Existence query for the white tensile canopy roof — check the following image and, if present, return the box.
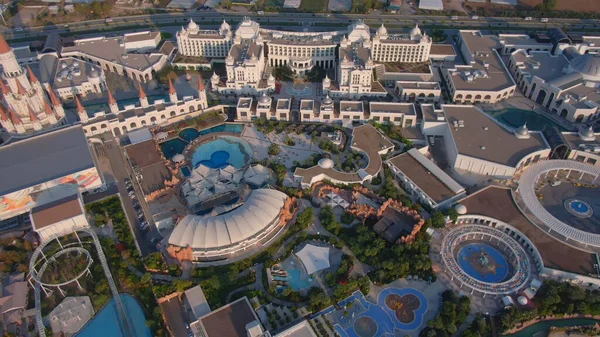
[295,244,331,275]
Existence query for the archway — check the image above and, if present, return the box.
[130,122,137,129]
[529,83,536,99]
[545,92,555,109]
[408,93,416,102]
[575,115,584,123]
[170,111,176,117]
[113,127,121,136]
[150,117,157,124]
[484,95,491,101]
[535,90,547,105]
[560,109,568,118]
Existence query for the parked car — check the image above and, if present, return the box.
[471,15,479,20]
[128,190,136,197]
[451,16,458,20]
[541,18,549,22]
[524,17,532,21]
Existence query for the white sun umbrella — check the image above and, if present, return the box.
[244,165,256,178]
[197,188,214,201]
[222,165,236,174]
[252,164,268,174]
[295,244,331,275]
[326,191,337,200]
[232,171,244,184]
[195,164,212,178]
[219,166,234,182]
[245,174,267,187]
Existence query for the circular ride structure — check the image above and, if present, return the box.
[518,160,600,247]
[31,247,93,291]
[441,225,531,295]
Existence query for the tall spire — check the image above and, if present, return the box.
[47,88,60,106]
[9,108,22,125]
[138,82,147,99]
[16,79,27,95]
[28,105,38,122]
[107,87,117,105]
[75,95,85,113]
[168,78,176,94]
[43,100,54,116]
[197,74,205,91]
[27,65,39,83]
[0,80,10,95]
[0,104,8,121]
[0,34,10,54]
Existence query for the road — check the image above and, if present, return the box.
[103,137,162,256]
[4,9,600,41]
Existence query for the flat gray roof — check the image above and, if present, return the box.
[54,57,102,89]
[388,149,464,203]
[340,44,369,67]
[443,105,548,167]
[339,101,363,112]
[369,102,415,115]
[198,297,259,337]
[230,42,262,63]
[449,31,515,91]
[0,125,96,196]
[516,51,569,82]
[61,35,164,71]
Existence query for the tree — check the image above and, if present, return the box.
[536,0,557,11]
[296,208,314,229]
[221,0,232,8]
[429,212,446,229]
[268,143,281,156]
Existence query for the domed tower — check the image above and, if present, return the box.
[138,83,149,108]
[168,78,178,103]
[322,74,331,90]
[410,24,422,41]
[376,23,388,38]
[513,123,530,139]
[0,35,63,135]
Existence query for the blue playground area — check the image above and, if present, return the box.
[332,288,428,337]
[76,294,151,337]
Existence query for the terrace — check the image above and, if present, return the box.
[384,62,431,74]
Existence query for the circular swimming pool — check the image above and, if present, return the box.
[191,136,252,169]
[564,198,594,218]
[456,243,510,283]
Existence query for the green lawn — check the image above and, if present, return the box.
[299,0,329,12]
[263,0,284,7]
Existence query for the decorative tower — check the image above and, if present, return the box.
[210,73,219,92]
[47,88,65,118]
[138,83,149,108]
[0,34,63,135]
[107,88,119,114]
[0,104,15,133]
[28,105,42,131]
[9,108,25,134]
[168,78,177,103]
[75,96,88,123]
[197,74,207,109]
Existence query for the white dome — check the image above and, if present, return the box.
[168,189,287,251]
[88,69,99,78]
[318,158,334,169]
[377,24,387,36]
[570,53,600,79]
[258,93,270,104]
[188,19,198,30]
[211,72,219,80]
[410,24,422,39]
[517,296,528,305]
[172,154,185,163]
[455,204,467,215]
[579,126,595,141]
[514,123,530,139]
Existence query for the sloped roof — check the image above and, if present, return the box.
[169,189,287,250]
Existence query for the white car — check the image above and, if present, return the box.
[551,180,561,187]
[541,18,549,22]
[471,15,479,20]
[524,17,532,21]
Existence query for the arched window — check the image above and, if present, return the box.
[141,120,147,126]
[130,122,137,129]
[575,115,584,123]
[150,117,157,123]
[484,95,491,100]
[91,126,97,132]
[456,94,463,99]
[161,115,166,120]
[101,124,107,129]
[465,94,472,100]
[170,111,176,117]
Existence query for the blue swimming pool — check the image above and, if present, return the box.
[457,243,509,283]
[334,288,429,337]
[192,136,252,169]
[199,123,244,136]
[76,294,151,337]
[181,167,191,177]
[179,128,200,142]
[160,138,187,160]
[287,269,315,291]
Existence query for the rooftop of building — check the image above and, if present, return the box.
[30,193,83,230]
[499,33,553,46]
[429,44,456,56]
[61,34,164,71]
[449,31,515,91]
[369,102,416,115]
[458,186,597,276]
[276,98,291,110]
[395,81,440,90]
[387,148,464,204]
[442,105,548,167]
[384,62,431,74]
[229,41,262,64]
[124,140,171,195]
[340,44,370,68]
[373,207,417,243]
[300,100,314,110]
[124,31,160,43]
[53,57,103,88]
[197,297,260,337]
[274,320,318,337]
[184,285,211,320]
[339,101,364,113]
[513,50,569,82]
[0,125,96,196]
[561,83,600,108]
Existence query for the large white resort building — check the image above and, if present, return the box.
[177,18,441,97]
